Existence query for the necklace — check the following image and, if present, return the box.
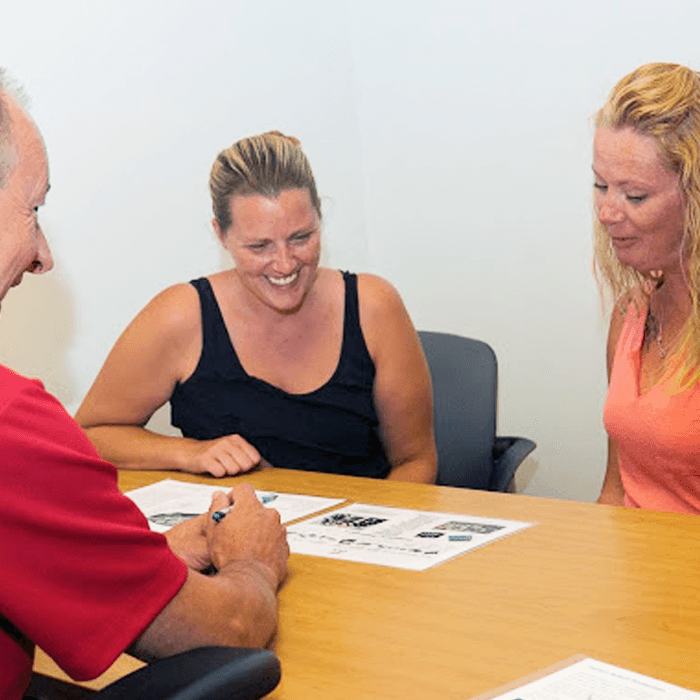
[644,307,665,358]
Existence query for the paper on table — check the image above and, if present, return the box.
[286,502,532,570]
[471,657,700,700]
[125,478,345,532]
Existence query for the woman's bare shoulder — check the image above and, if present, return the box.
[131,281,202,342]
[609,288,646,331]
[355,273,404,316]
[606,288,643,376]
[354,273,415,362]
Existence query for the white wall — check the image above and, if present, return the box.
[1,0,699,501]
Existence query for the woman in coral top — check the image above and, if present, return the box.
[595,63,700,514]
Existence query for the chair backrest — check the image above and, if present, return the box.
[418,331,497,489]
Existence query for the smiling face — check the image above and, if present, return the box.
[593,126,685,276]
[215,188,321,314]
[0,94,52,306]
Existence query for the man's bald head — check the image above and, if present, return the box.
[0,69,26,188]
[0,70,15,188]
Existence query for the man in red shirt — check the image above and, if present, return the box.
[0,71,289,700]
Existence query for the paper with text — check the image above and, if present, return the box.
[286,502,532,570]
[479,657,700,700]
[125,478,345,531]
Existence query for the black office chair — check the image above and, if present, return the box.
[418,331,536,491]
[25,646,281,700]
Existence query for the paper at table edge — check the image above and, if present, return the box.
[124,478,346,528]
[467,655,587,700]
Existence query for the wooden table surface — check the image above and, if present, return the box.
[34,468,700,698]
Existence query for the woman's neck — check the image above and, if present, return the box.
[651,271,691,318]
[646,271,692,359]
[228,267,326,334]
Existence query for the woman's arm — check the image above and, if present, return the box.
[597,302,627,505]
[76,284,261,476]
[358,274,437,484]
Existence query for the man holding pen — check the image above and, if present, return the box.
[0,71,289,700]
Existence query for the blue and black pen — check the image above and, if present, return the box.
[211,505,234,523]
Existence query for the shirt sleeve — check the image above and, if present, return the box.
[0,376,188,680]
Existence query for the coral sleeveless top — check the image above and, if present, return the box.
[604,301,700,514]
[170,272,391,478]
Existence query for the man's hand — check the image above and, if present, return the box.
[206,485,289,589]
[164,512,211,570]
[132,485,286,659]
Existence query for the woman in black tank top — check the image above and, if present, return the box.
[76,132,437,483]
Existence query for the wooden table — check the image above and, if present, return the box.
[34,468,700,698]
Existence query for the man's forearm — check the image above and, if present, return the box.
[130,564,278,661]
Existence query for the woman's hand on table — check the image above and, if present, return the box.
[184,434,262,477]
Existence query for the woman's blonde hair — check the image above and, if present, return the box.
[209,130,321,233]
[594,62,700,388]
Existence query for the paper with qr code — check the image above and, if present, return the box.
[286,502,532,570]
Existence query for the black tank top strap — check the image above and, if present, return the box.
[337,271,375,382]
[189,277,243,377]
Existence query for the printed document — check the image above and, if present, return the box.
[476,657,700,700]
[125,478,345,531]
[286,502,531,570]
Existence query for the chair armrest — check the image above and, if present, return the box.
[25,674,95,700]
[27,647,281,700]
[98,647,280,700]
[489,437,536,492]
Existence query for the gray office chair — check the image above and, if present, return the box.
[25,646,281,700]
[418,331,536,491]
